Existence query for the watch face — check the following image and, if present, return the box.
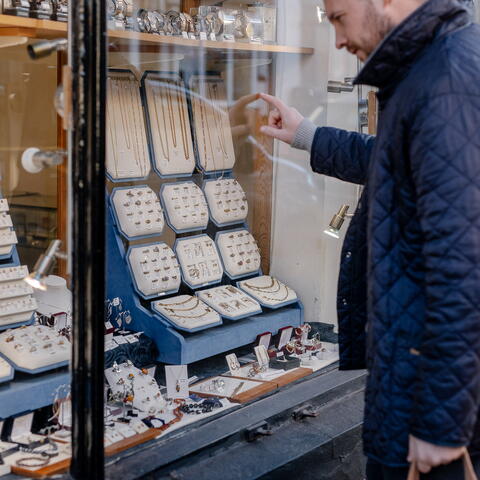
[146,11,157,33]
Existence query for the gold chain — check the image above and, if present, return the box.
[126,77,147,176]
[151,83,169,162]
[196,81,216,172]
[164,81,177,149]
[208,82,229,163]
[107,77,120,178]
[117,78,132,150]
[244,276,276,291]
[156,296,199,309]
[174,81,190,161]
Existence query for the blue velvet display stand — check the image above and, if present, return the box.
[107,205,304,365]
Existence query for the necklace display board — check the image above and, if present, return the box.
[238,275,298,309]
[188,75,236,173]
[141,72,196,178]
[106,69,151,182]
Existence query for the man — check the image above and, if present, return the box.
[259,0,480,478]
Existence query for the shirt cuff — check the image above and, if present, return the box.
[291,118,317,153]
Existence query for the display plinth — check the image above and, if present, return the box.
[107,208,303,365]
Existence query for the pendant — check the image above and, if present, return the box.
[176,380,181,393]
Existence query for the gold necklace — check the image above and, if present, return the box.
[117,78,132,151]
[170,306,212,319]
[127,77,147,176]
[151,83,168,162]
[164,81,177,149]
[197,84,216,171]
[262,284,291,303]
[208,82,229,162]
[107,78,120,178]
[175,81,190,160]
[156,296,199,309]
[244,276,276,291]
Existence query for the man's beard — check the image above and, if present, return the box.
[361,3,395,58]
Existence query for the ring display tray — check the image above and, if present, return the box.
[188,75,236,173]
[110,185,165,240]
[106,69,151,182]
[189,375,277,403]
[161,181,209,233]
[141,71,196,178]
[107,207,303,365]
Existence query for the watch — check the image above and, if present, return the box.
[135,8,149,33]
[206,11,224,36]
[146,10,159,34]
[166,10,184,35]
[152,11,167,34]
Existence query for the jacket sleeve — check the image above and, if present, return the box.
[409,92,480,446]
[310,127,375,185]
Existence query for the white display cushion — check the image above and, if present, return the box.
[105,360,166,415]
[128,243,181,298]
[0,295,37,326]
[175,235,223,287]
[238,276,298,307]
[196,285,261,319]
[152,295,221,330]
[0,265,28,283]
[204,178,248,225]
[143,73,195,176]
[216,229,261,278]
[111,186,165,238]
[190,376,262,398]
[0,199,8,213]
[0,357,13,381]
[0,325,70,371]
[189,75,236,172]
[0,228,17,256]
[0,213,13,229]
[0,279,33,301]
[161,182,209,232]
[106,71,151,181]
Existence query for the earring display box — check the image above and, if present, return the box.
[142,72,196,177]
[110,186,165,240]
[127,242,181,299]
[238,276,298,309]
[0,325,70,373]
[190,375,276,404]
[196,285,262,320]
[216,229,261,279]
[203,178,248,226]
[189,75,236,173]
[161,182,209,233]
[152,295,222,332]
[175,234,223,288]
[106,70,151,182]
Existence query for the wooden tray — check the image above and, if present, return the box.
[12,458,70,478]
[223,365,313,388]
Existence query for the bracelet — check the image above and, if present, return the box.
[16,456,50,468]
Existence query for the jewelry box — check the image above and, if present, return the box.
[152,295,222,332]
[216,228,261,279]
[0,325,70,373]
[110,186,165,240]
[105,360,166,415]
[189,75,236,173]
[238,275,298,309]
[196,285,261,320]
[126,243,181,299]
[174,235,223,288]
[161,181,209,233]
[142,72,195,177]
[106,70,151,182]
[203,178,248,227]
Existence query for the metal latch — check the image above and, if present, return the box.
[328,77,355,93]
[245,421,273,442]
[292,406,319,421]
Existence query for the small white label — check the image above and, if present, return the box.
[113,336,128,345]
[125,334,138,344]
[209,32,216,41]
[166,365,189,399]
[182,32,189,39]
[223,34,235,42]
[200,32,208,41]
[250,37,263,45]
[189,33,197,40]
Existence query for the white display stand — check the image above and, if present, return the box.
[143,72,196,177]
[175,235,223,288]
[0,325,70,373]
[110,186,165,239]
[106,70,151,181]
[0,296,37,327]
[161,182,209,232]
[203,178,248,226]
[189,75,236,173]
[0,228,17,256]
[0,213,13,229]
[238,275,298,308]
[152,295,222,332]
[127,243,181,298]
[196,285,262,320]
[216,229,261,278]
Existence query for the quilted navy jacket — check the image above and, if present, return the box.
[310,0,480,467]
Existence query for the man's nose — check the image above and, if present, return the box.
[336,32,347,50]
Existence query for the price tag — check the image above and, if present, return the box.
[113,336,128,345]
[165,365,189,399]
[200,32,208,41]
[250,37,263,45]
[209,32,216,41]
[125,334,138,344]
[182,32,189,39]
[223,34,235,43]
[189,33,197,40]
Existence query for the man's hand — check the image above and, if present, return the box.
[259,93,304,145]
[407,435,465,474]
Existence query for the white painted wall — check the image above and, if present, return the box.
[269,1,359,328]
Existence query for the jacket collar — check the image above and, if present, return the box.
[354,0,472,89]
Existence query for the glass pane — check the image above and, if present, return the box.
[103,0,360,466]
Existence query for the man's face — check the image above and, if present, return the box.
[324,0,394,61]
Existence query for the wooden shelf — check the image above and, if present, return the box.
[0,14,314,55]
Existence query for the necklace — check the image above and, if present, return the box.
[151,83,168,162]
[261,284,291,303]
[208,82,229,163]
[170,306,212,320]
[156,295,196,308]
[164,81,177,149]
[107,78,120,178]
[196,82,216,172]
[244,276,275,291]
[127,77,147,177]
[175,81,190,161]
[117,78,132,151]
